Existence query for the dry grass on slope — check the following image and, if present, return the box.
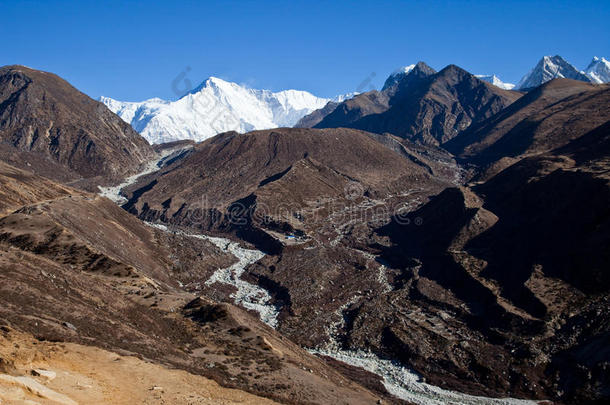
[0,326,280,405]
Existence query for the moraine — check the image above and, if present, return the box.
[146,222,279,328]
[97,149,279,328]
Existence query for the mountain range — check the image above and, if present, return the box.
[103,55,607,145]
[309,62,522,145]
[0,59,609,405]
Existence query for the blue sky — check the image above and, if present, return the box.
[2,0,609,100]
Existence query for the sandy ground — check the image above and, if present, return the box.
[0,327,279,405]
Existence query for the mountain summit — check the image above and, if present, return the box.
[585,56,610,83]
[381,64,416,90]
[102,78,339,144]
[312,63,520,145]
[381,61,436,91]
[516,55,591,89]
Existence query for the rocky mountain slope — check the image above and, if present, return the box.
[311,62,522,146]
[0,68,397,405]
[0,160,74,214]
[446,79,609,179]
[119,127,454,247]
[0,66,154,189]
[102,77,345,144]
[0,327,281,405]
[370,117,610,403]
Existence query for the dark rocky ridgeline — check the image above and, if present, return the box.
[294,100,340,128]
[0,65,154,190]
[309,62,522,146]
[296,62,436,131]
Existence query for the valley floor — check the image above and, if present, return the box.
[100,151,546,405]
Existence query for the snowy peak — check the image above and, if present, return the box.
[382,61,436,90]
[101,79,332,144]
[382,64,415,90]
[516,55,591,90]
[475,75,515,90]
[392,64,417,77]
[585,56,610,83]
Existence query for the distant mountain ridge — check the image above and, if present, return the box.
[311,62,521,145]
[100,55,607,145]
[585,56,610,83]
[102,78,351,144]
[445,78,609,177]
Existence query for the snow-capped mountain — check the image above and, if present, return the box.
[516,55,591,90]
[101,77,340,144]
[585,56,610,84]
[475,75,515,90]
[382,64,416,90]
